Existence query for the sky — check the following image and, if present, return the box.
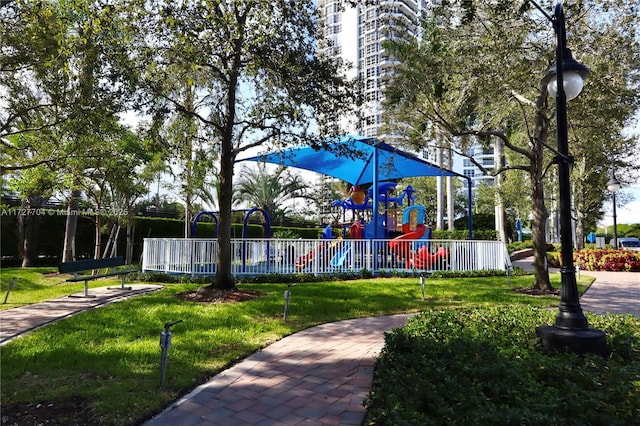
[599,183,640,227]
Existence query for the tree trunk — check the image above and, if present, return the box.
[435,144,444,230]
[126,205,135,265]
[93,213,102,260]
[573,177,586,250]
[62,190,81,262]
[494,138,508,242]
[446,147,454,231]
[207,32,241,292]
[530,174,552,291]
[530,94,553,291]
[209,127,237,291]
[19,198,41,267]
[184,197,192,238]
[574,206,585,250]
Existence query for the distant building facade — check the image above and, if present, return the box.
[318,0,496,193]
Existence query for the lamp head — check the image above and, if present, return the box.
[543,48,590,101]
[606,173,621,193]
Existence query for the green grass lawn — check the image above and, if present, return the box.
[2,266,632,426]
[0,266,83,309]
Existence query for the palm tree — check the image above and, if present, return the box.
[234,163,309,223]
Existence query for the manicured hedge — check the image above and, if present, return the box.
[365,306,640,425]
[0,214,324,264]
[432,229,497,240]
[1,207,493,264]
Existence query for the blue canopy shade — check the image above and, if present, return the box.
[240,135,462,185]
[239,135,472,239]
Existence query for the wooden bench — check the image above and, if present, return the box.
[58,256,138,298]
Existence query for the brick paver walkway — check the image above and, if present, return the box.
[145,315,412,426]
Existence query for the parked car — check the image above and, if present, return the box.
[618,237,640,251]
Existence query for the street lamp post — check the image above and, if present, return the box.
[531,1,607,356]
[607,171,621,249]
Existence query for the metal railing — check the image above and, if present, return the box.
[142,238,512,277]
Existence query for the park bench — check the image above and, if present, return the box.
[58,256,138,298]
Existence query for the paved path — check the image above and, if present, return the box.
[1,266,637,425]
[512,257,640,317]
[573,270,640,316]
[145,314,413,426]
[0,284,163,345]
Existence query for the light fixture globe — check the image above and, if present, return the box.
[607,174,621,193]
[543,48,590,100]
[547,72,584,100]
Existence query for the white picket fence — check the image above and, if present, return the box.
[142,238,512,277]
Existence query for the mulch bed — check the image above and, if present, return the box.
[512,287,561,296]
[176,288,263,303]
[1,397,98,426]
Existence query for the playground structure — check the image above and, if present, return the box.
[142,136,512,276]
[176,184,454,275]
[191,207,271,239]
[294,182,450,272]
[388,205,448,270]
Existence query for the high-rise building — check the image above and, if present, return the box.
[318,0,427,138]
[318,1,502,233]
[319,0,497,181]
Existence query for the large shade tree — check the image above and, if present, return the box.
[127,0,355,291]
[1,0,140,263]
[1,0,135,172]
[382,1,640,291]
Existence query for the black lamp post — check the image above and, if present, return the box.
[531,1,607,356]
[606,171,621,249]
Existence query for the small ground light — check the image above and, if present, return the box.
[160,320,183,389]
[283,284,296,321]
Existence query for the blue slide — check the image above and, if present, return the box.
[330,246,351,267]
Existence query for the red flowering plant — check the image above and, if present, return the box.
[572,249,640,272]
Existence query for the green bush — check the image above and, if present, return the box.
[547,251,562,267]
[133,269,511,286]
[365,306,640,425]
[507,239,533,253]
[431,229,498,240]
[454,213,495,230]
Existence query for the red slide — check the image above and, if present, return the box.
[296,242,325,271]
[414,246,449,269]
[389,224,426,268]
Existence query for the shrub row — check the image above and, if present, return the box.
[0,214,324,263]
[365,306,640,425]
[131,268,512,286]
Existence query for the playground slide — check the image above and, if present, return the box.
[389,225,426,252]
[414,246,448,269]
[389,225,427,268]
[330,245,351,267]
[296,243,324,271]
